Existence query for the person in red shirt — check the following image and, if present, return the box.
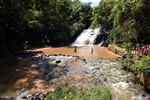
[142,46,148,56]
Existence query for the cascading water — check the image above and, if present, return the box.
[71,27,105,46]
[71,27,149,99]
[84,59,150,100]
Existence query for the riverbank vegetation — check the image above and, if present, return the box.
[123,53,150,91]
[91,0,150,91]
[46,85,110,100]
[91,0,150,45]
[108,44,150,91]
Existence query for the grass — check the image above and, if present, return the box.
[46,85,110,100]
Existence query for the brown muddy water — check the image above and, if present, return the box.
[0,61,32,98]
[29,46,121,59]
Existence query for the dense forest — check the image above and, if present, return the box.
[91,0,150,45]
[0,0,150,61]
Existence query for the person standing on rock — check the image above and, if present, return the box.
[74,46,77,53]
[91,48,94,54]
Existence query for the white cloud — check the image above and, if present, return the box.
[80,0,100,3]
[80,0,101,7]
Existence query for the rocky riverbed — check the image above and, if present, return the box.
[0,54,150,100]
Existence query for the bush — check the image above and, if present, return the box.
[46,85,110,100]
[120,51,134,70]
[132,56,150,74]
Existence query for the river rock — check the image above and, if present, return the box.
[27,94,35,100]
[36,66,41,70]
[31,64,37,68]
[16,91,29,100]
[7,53,148,100]
[104,78,107,81]
[43,69,49,75]
[55,60,61,64]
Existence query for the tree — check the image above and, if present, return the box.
[0,0,34,59]
[70,0,92,37]
[0,0,93,62]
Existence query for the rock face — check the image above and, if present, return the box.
[1,54,149,100]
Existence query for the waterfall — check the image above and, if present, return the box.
[71,27,105,46]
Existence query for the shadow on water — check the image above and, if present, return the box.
[0,61,31,98]
[0,51,69,99]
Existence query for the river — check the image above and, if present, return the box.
[0,46,149,99]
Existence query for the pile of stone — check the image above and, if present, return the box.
[4,53,148,100]
[15,91,46,100]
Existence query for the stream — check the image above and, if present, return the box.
[0,27,149,99]
[84,58,149,100]
[0,54,149,100]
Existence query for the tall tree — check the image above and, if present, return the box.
[70,0,92,37]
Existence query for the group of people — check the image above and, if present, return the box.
[132,43,150,56]
[74,46,94,54]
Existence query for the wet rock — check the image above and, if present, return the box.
[37,75,45,79]
[39,93,46,100]
[142,94,146,97]
[48,54,51,57]
[36,66,41,70]
[44,70,49,75]
[16,91,29,100]
[41,55,44,58]
[104,78,107,81]
[45,76,51,81]
[55,60,61,64]
[16,91,22,96]
[12,53,149,100]
[82,59,86,62]
[53,54,58,56]
[22,96,27,99]
[45,74,51,78]
[35,92,46,100]
[31,64,37,68]
[43,81,49,85]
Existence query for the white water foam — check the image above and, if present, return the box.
[71,28,101,46]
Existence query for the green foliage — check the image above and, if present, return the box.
[23,41,30,49]
[46,86,110,100]
[0,0,93,61]
[121,51,133,70]
[70,0,92,36]
[90,6,101,28]
[108,0,138,44]
[90,0,150,44]
[132,56,150,74]
[90,0,114,29]
[1,0,150,62]
[110,19,137,44]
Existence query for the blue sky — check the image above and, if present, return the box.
[80,0,101,7]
